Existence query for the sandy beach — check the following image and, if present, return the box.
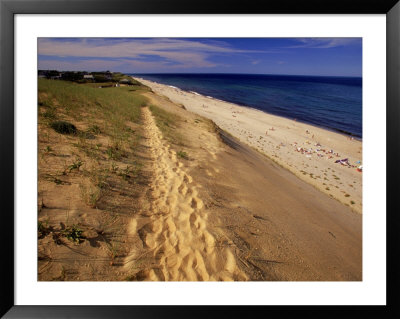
[133,77,363,214]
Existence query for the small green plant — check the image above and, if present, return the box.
[50,121,77,135]
[63,225,84,244]
[38,221,46,237]
[85,168,109,190]
[350,201,356,205]
[116,162,141,181]
[78,130,95,140]
[45,145,53,153]
[87,124,101,135]
[110,162,119,174]
[80,183,102,208]
[38,217,51,238]
[68,159,83,172]
[42,109,57,120]
[106,147,115,159]
[106,143,124,160]
[118,165,132,181]
[177,150,189,160]
[106,239,121,266]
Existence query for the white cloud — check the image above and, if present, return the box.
[288,38,361,49]
[38,37,360,72]
[38,38,264,70]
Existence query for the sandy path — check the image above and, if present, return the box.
[124,107,247,281]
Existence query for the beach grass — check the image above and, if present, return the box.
[38,78,150,217]
[38,77,155,279]
[38,78,149,125]
[149,104,185,146]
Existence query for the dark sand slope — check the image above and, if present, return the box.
[199,130,362,280]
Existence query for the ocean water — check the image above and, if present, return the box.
[131,73,362,138]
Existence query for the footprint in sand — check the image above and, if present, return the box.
[124,107,247,281]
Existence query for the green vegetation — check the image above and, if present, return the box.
[38,221,45,235]
[50,121,77,135]
[177,150,189,160]
[117,164,142,181]
[149,104,185,145]
[63,225,84,244]
[43,108,57,120]
[80,183,103,208]
[105,140,127,160]
[54,178,63,185]
[38,78,149,125]
[38,78,150,183]
[87,124,101,135]
[38,75,152,279]
[68,159,83,172]
[38,218,50,238]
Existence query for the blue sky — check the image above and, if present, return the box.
[38,38,362,77]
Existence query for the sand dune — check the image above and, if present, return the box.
[38,79,361,281]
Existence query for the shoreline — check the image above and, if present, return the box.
[131,76,362,140]
[133,76,363,214]
[206,94,362,141]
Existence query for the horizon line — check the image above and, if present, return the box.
[38,69,362,78]
[129,72,362,78]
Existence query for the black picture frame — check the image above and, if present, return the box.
[1,0,399,318]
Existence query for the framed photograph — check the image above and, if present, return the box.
[1,0,399,317]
